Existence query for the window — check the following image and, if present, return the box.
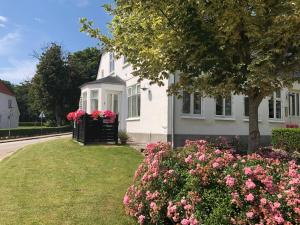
[289,92,300,116]
[90,90,98,112]
[101,69,104,78]
[8,99,12,108]
[107,93,119,113]
[123,56,127,64]
[127,84,141,118]
[244,97,249,117]
[182,92,202,115]
[82,92,87,112]
[216,96,232,116]
[109,52,115,73]
[269,90,282,119]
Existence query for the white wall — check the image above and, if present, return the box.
[0,93,20,129]
[172,83,300,137]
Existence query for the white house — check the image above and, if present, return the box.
[79,51,300,147]
[0,81,20,129]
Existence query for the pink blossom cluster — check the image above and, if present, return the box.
[66,110,116,123]
[66,109,86,123]
[124,139,300,225]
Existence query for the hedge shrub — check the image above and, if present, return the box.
[19,122,40,127]
[124,140,300,225]
[0,126,71,138]
[272,128,300,152]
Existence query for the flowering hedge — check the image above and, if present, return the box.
[124,140,300,225]
[67,110,116,123]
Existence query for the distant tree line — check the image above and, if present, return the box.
[1,43,100,126]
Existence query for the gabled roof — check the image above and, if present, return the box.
[0,81,14,96]
[80,75,125,88]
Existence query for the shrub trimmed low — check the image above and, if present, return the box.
[272,128,300,152]
[0,126,71,139]
[124,140,300,225]
[19,122,40,127]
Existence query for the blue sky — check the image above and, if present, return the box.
[0,0,112,84]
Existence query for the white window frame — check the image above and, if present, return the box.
[268,90,282,120]
[8,99,12,108]
[215,96,232,117]
[244,96,249,117]
[181,92,203,116]
[289,92,300,117]
[82,92,87,112]
[109,52,115,73]
[90,90,99,112]
[127,84,141,118]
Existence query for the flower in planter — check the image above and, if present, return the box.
[91,110,103,120]
[67,112,75,121]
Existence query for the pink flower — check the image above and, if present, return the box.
[214,149,222,155]
[123,195,130,205]
[274,214,285,224]
[198,154,206,162]
[225,175,235,187]
[212,162,220,168]
[246,211,254,219]
[245,193,254,202]
[260,198,267,205]
[245,179,256,189]
[274,202,281,209]
[138,215,145,224]
[181,219,190,225]
[244,167,253,176]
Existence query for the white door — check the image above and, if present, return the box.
[107,93,119,113]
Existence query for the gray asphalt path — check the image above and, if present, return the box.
[0,134,71,160]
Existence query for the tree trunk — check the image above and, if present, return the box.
[55,105,62,127]
[248,95,263,153]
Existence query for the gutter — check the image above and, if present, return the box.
[171,74,176,148]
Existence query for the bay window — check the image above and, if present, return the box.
[90,90,98,112]
[82,92,87,112]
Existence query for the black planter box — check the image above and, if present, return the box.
[72,114,119,145]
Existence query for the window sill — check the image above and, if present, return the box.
[268,119,285,123]
[243,118,262,123]
[122,63,130,69]
[214,116,235,121]
[180,115,205,120]
[126,117,140,121]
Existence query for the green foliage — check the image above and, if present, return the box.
[118,130,130,144]
[0,126,71,139]
[19,122,40,126]
[272,128,300,152]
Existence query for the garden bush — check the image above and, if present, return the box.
[272,128,300,152]
[19,122,40,127]
[0,126,71,138]
[124,140,300,225]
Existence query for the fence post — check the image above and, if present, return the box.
[114,114,119,145]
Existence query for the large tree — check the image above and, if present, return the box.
[66,47,100,111]
[81,0,300,151]
[30,43,68,126]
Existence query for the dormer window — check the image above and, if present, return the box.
[109,52,115,73]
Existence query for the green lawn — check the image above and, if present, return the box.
[0,139,143,225]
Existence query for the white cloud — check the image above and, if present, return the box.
[34,17,44,24]
[0,15,8,28]
[0,31,22,56]
[0,59,37,84]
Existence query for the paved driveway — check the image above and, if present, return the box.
[0,134,71,161]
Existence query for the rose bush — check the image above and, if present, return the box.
[124,140,300,225]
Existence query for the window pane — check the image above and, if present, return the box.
[182,92,191,114]
[216,96,223,116]
[91,90,98,98]
[91,99,98,111]
[107,94,113,111]
[269,97,274,118]
[132,95,137,117]
[244,97,249,117]
[292,94,296,116]
[137,94,141,116]
[276,100,281,119]
[225,97,232,116]
[276,90,281,98]
[297,93,300,116]
[193,93,201,114]
[113,94,118,113]
[128,97,132,118]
